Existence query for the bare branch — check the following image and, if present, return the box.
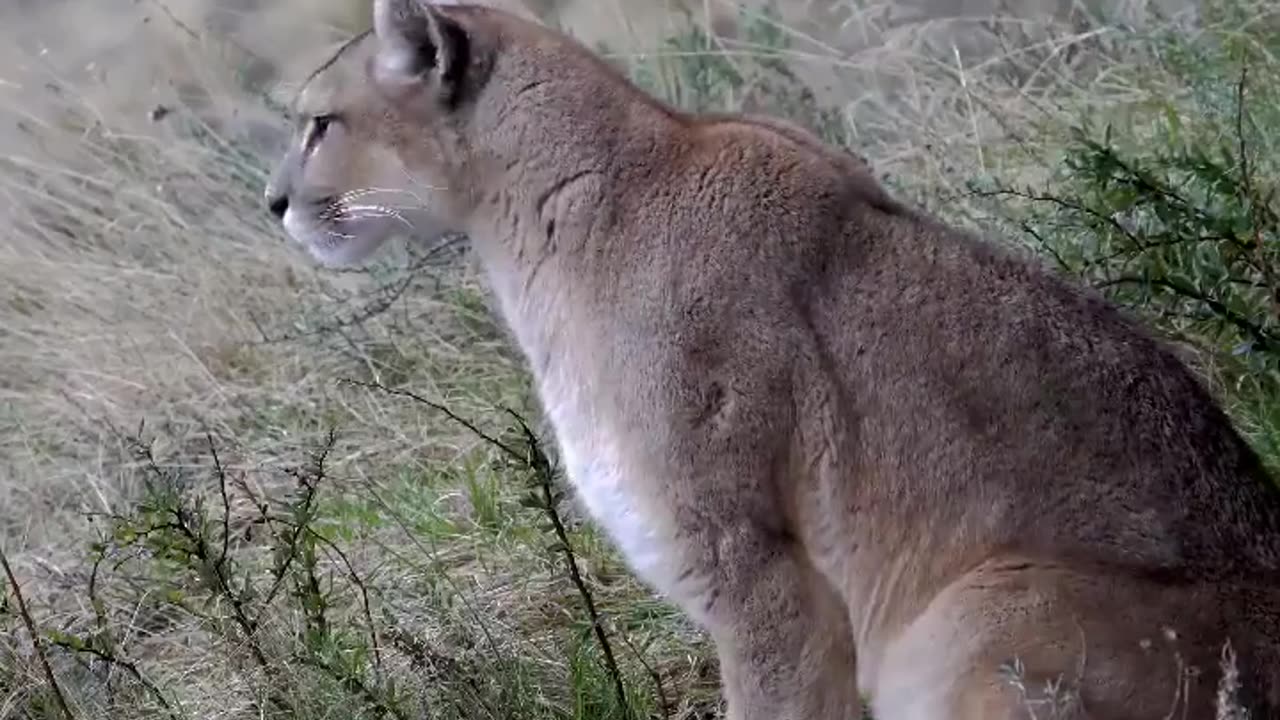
[0,546,76,720]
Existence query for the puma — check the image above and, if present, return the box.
[263,1,1280,717]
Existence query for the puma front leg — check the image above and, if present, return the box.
[678,523,862,720]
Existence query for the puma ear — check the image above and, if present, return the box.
[372,0,468,96]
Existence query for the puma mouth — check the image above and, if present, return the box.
[281,195,354,247]
[281,198,403,268]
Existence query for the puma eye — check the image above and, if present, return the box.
[304,114,338,151]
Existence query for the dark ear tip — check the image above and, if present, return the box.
[437,14,470,85]
[372,2,472,101]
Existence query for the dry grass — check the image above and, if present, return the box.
[0,0,1269,718]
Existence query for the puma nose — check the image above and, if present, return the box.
[267,192,289,220]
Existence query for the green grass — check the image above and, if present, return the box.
[0,0,1277,718]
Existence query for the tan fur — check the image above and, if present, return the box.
[264,3,1280,718]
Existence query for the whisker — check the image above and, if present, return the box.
[335,185,442,206]
[393,161,452,197]
[336,188,400,203]
[332,203,414,229]
[320,200,417,221]
[338,204,411,218]
[343,202,423,212]
[334,212,407,224]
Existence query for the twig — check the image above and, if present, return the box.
[337,379,521,459]
[249,235,466,346]
[308,530,380,670]
[352,477,509,675]
[1237,64,1252,210]
[507,412,631,716]
[257,494,315,611]
[271,520,386,677]
[0,546,76,720]
[1077,135,1214,224]
[129,438,264,651]
[1097,275,1280,351]
[43,635,180,720]
[145,0,203,45]
[618,631,672,720]
[122,434,294,718]
[293,653,409,720]
[968,186,1149,252]
[207,431,231,573]
[259,434,335,610]
[1233,61,1279,318]
[348,378,634,716]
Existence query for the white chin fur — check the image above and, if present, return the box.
[282,208,389,268]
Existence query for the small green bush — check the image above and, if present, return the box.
[971,1,1280,472]
[1,407,698,720]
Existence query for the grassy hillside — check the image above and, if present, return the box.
[0,0,1276,718]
